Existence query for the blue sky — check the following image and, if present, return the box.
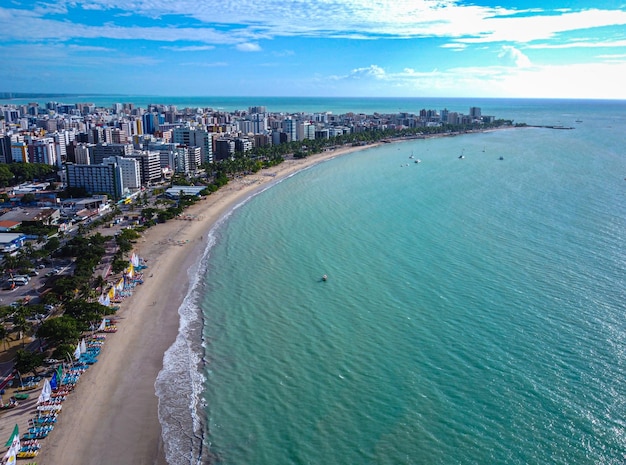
[1,0,626,98]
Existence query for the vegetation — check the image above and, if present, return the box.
[14,349,45,377]
[36,316,80,346]
[6,163,57,186]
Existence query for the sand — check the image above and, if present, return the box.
[16,144,374,465]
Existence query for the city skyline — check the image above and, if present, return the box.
[1,1,626,100]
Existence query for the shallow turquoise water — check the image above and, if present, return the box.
[158,100,626,464]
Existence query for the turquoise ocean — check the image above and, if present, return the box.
[151,98,626,465]
[6,95,624,464]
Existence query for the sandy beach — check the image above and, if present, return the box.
[10,143,374,465]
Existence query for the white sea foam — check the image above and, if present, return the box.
[156,178,295,464]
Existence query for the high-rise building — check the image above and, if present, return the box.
[110,128,129,144]
[74,143,95,164]
[51,133,67,166]
[234,137,253,153]
[174,146,202,174]
[29,137,58,166]
[146,141,177,171]
[0,135,12,164]
[297,121,316,141]
[214,138,235,161]
[142,112,165,135]
[66,162,123,199]
[172,126,213,163]
[103,156,141,191]
[11,140,28,163]
[251,113,268,134]
[282,117,297,142]
[126,150,162,185]
[93,143,133,165]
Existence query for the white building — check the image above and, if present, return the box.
[172,126,213,163]
[29,137,58,166]
[103,155,141,191]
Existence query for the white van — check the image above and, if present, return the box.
[9,277,29,285]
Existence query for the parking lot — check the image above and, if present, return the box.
[1,261,71,309]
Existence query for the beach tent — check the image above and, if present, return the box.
[80,338,87,354]
[74,344,81,360]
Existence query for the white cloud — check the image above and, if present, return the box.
[235,42,261,52]
[272,49,295,57]
[349,65,387,79]
[3,3,626,47]
[161,45,215,52]
[441,43,467,51]
[497,45,532,68]
[527,39,626,50]
[335,60,626,99]
[67,44,115,52]
[180,61,228,67]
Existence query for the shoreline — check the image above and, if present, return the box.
[1,124,520,464]
[30,142,376,465]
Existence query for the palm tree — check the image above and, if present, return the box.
[93,275,107,293]
[2,254,19,274]
[0,324,9,350]
[12,313,31,348]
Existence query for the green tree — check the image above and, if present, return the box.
[93,275,107,293]
[14,349,45,377]
[0,324,9,350]
[51,276,82,302]
[12,313,31,347]
[51,343,77,361]
[64,300,109,330]
[20,193,36,204]
[0,166,13,188]
[44,237,61,253]
[36,315,80,346]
